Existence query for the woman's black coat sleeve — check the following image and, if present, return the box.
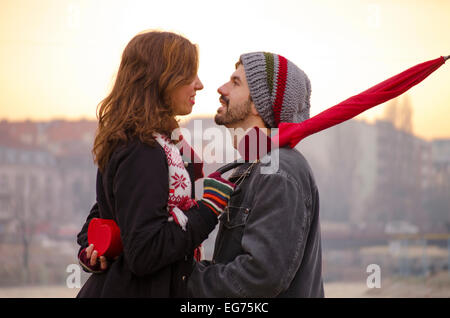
[76,202,100,255]
[110,142,217,277]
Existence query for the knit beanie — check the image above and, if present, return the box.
[240,52,311,128]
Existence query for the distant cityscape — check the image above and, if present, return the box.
[0,98,449,285]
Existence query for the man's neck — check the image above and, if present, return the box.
[230,127,271,150]
[226,117,268,149]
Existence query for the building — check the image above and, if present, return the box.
[0,120,97,243]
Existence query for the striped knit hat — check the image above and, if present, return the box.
[240,52,311,128]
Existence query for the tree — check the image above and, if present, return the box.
[10,173,45,284]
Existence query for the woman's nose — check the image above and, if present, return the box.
[195,76,204,90]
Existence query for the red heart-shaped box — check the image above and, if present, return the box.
[88,218,123,259]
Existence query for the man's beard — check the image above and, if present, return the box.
[214,95,252,126]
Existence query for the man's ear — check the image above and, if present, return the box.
[250,102,259,116]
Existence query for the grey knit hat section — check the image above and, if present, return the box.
[282,59,311,124]
[239,52,274,127]
[240,52,311,128]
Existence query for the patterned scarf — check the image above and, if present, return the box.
[154,133,203,261]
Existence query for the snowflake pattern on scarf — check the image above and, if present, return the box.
[154,133,203,261]
[171,172,188,190]
[154,133,192,208]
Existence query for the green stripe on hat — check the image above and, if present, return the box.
[264,52,274,95]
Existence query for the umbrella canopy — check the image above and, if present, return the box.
[273,55,449,149]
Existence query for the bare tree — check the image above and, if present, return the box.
[10,174,44,284]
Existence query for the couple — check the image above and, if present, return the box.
[76,30,323,298]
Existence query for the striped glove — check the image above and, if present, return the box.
[200,172,236,215]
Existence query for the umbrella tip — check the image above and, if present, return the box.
[444,55,450,61]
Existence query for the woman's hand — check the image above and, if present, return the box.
[78,244,109,273]
[85,244,109,271]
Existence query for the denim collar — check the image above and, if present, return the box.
[229,161,258,182]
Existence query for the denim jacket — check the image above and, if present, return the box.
[188,147,324,297]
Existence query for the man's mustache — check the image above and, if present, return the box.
[219,95,229,106]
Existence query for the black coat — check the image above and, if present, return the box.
[76,139,217,297]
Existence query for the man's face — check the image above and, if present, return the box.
[215,64,253,127]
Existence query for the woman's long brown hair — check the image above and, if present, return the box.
[93,30,199,172]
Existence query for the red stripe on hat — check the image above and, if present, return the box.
[272,55,288,127]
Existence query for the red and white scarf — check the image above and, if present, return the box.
[154,133,203,260]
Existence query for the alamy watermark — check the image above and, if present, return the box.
[173,120,280,174]
[367,3,382,29]
[366,263,381,288]
[66,264,81,289]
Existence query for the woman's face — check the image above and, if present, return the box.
[171,75,204,116]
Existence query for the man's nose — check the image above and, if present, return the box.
[217,84,227,96]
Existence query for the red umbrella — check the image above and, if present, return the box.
[274,55,449,148]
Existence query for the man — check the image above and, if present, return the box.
[187,52,324,297]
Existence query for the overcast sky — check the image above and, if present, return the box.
[1,0,449,139]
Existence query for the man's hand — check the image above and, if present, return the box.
[200,172,236,216]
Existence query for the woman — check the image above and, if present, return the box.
[76,30,234,297]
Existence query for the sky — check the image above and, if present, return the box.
[0,0,449,140]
